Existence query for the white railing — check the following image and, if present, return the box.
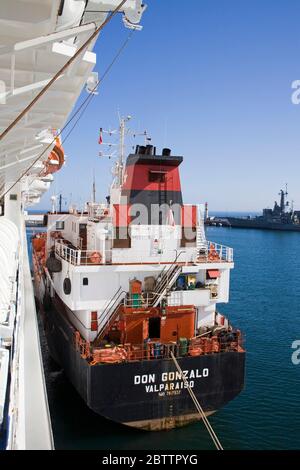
[205,241,234,263]
[123,292,159,308]
[54,240,106,266]
[54,239,233,267]
[54,240,197,266]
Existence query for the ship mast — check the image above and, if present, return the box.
[99,115,150,192]
[279,190,285,213]
[118,115,131,187]
[92,170,96,203]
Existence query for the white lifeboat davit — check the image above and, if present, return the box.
[29,179,51,193]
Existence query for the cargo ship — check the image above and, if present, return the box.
[32,118,245,431]
[224,187,300,232]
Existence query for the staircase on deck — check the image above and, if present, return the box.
[196,212,208,256]
[93,259,182,345]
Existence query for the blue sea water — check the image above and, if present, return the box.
[33,224,300,450]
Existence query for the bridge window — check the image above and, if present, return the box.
[56,221,65,230]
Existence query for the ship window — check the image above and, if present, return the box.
[149,170,166,183]
[83,277,88,286]
[56,221,65,230]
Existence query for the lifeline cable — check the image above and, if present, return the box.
[61,30,134,145]
[0,28,135,199]
[0,0,128,142]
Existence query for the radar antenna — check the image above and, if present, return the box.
[98,115,151,189]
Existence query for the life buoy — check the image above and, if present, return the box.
[89,251,102,264]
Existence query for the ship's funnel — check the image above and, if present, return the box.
[145,145,154,155]
[162,148,171,156]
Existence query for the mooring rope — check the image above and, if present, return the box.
[170,351,224,450]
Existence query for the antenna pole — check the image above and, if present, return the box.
[119,117,125,187]
[92,170,96,203]
[50,195,57,214]
[117,115,131,187]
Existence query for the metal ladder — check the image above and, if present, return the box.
[196,222,208,256]
[93,287,126,345]
[93,255,183,344]
[149,254,183,307]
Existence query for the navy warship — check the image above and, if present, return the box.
[224,187,300,232]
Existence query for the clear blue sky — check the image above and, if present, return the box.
[38,0,300,212]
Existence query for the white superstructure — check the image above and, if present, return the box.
[0,0,146,450]
[44,205,233,343]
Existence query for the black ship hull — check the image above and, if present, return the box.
[226,217,300,232]
[40,296,245,431]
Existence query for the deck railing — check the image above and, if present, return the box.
[54,239,233,266]
[204,241,234,263]
[54,241,193,266]
[90,332,244,365]
[54,240,101,265]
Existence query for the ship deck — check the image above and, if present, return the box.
[53,239,233,267]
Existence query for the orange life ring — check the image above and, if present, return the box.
[89,251,102,264]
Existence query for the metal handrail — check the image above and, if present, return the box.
[92,335,244,364]
[94,288,126,345]
[153,250,184,290]
[54,240,196,266]
[99,286,122,320]
[124,291,163,308]
[54,239,234,266]
[203,241,234,263]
